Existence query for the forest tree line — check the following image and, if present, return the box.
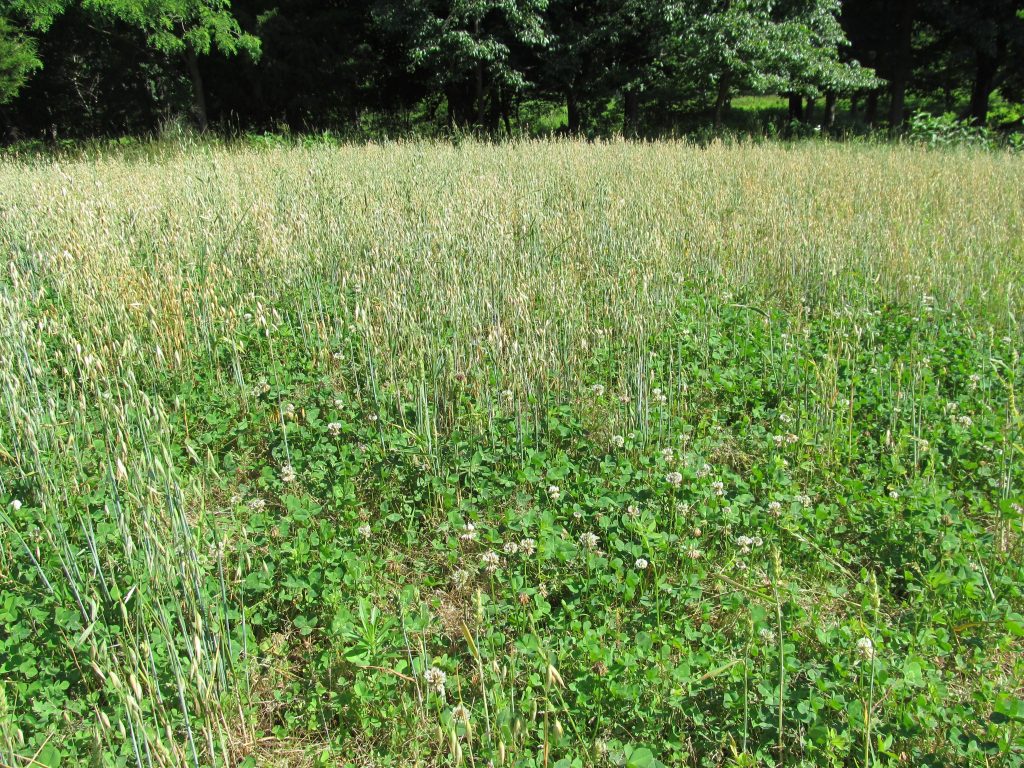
[0,0,1022,140]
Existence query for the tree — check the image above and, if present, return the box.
[0,0,259,128]
[376,0,548,130]
[937,0,1023,125]
[677,0,877,128]
[536,0,606,134]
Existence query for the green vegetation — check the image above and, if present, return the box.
[1,1,1023,140]
[1,140,1023,767]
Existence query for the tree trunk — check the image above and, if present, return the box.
[968,33,1004,126]
[184,43,208,132]
[805,96,815,124]
[567,88,581,135]
[887,0,914,128]
[501,93,512,135]
[787,93,804,122]
[623,88,640,137]
[445,85,457,130]
[713,71,731,129]
[865,90,879,127]
[824,91,838,130]
[474,18,484,125]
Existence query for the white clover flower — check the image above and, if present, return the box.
[666,471,683,487]
[328,421,343,436]
[797,494,812,508]
[481,551,501,573]
[280,464,297,483]
[591,384,605,397]
[281,403,296,418]
[785,432,798,445]
[579,532,599,550]
[452,569,470,589]
[634,557,649,570]
[759,628,776,642]
[357,523,372,539]
[752,536,763,547]
[249,498,266,511]
[767,501,782,517]
[425,666,447,695]
[773,434,785,447]
[969,373,981,390]
[856,636,875,661]
[501,389,514,402]
[610,434,625,448]
[547,485,561,501]
[889,490,900,500]
[711,480,725,497]
[737,535,753,554]
[368,413,378,423]
[519,538,536,556]
[687,548,703,560]
[957,415,973,428]
[661,447,674,463]
[334,398,344,409]
[332,350,345,361]
[696,463,712,479]
[460,523,478,541]
[451,703,471,724]
[503,541,519,556]
[626,504,640,520]
[9,499,22,511]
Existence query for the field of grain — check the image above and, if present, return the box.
[1,139,1022,767]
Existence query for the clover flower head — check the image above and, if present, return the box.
[856,636,875,661]
[425,666,447,695]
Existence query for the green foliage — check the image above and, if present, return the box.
[3,0,258,55]
[680,0,878,100]
[85,0,261,57]
[0,0,258,108]
[0,141,1022,765]
[0,17,39,103]
[905,110,1006,148]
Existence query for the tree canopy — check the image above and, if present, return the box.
[1,0,1021,139]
